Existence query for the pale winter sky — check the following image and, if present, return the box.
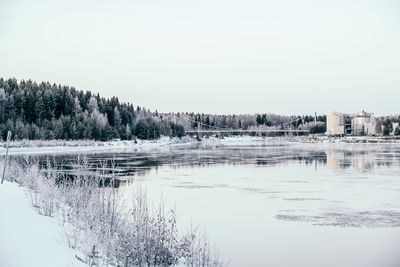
[0,0,399,116]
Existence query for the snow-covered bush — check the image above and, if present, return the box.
[116,189,181,266]
[3,157,226,266]
[182,226,225,267]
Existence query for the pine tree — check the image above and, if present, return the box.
[14,119,27,140]
[394,127,400,136]
[256,114,263,126]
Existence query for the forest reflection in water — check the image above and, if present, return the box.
[24,142,400,183]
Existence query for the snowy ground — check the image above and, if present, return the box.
[0,136,287,156]
[0,181,86,267]
[290,135,400,143]
[0,136,197,155]
[1,135,399,156]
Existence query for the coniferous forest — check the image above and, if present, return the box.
[0,77,332,141]
[0,78,185,141]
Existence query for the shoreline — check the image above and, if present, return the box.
[289,135,400,143]
[0,136,198,155]
[1,135,400,155]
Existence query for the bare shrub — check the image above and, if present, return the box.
[116,188,182,266]
[2,156,226,266]
[182,226,226,267]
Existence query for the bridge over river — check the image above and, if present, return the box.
[185,129,309,134]
[159,114,316,135]
[166,114,311,136]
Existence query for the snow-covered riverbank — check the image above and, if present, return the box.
[289,135,400,143]
[1,135,400,156]
[0,136,197,155]
[0,157,225,267]
[0,181,86,267]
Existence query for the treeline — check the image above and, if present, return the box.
[375,116,400,136]
[160,112,327,133]
[0,78,184,141]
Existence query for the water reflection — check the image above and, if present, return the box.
[325,150,375,172]
[19,143,400,182]
[325,145,400,172]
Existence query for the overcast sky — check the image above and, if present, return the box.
[0,0,399,115]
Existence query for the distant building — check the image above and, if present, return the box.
[326,113,345,136]
[351,111,376,136]
[326,110,376,136]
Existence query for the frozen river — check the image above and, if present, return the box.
[35,139,400,266]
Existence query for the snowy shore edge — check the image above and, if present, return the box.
[1,135,400,155]
[0,136,197,155]
[0,181,87,267]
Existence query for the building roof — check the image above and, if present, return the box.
[356,110,373,118]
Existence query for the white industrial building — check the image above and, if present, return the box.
[326,110,376,136]
[326,113,345,136]
[351,111,376,136]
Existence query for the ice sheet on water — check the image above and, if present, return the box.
[283,197,323,201]
[276,210,400,227]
